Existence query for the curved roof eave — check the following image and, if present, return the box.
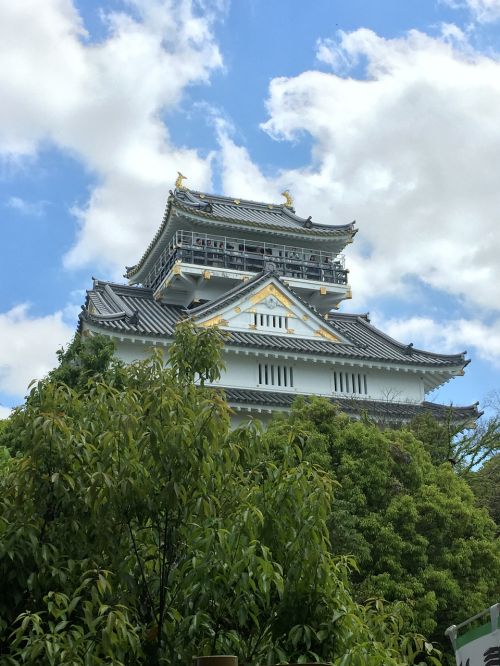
[357,316,467,365]
[172,198,356,235]
[125,191,357,280]
[329,312,468,368]
[125,196,174,280]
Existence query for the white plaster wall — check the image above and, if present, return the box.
[365,368,424,402]
[114,340,162,365]
[112,337,425,404]
[293,359,333,395]
[217,354,332,395]
[217,353,424,403]
[217,352,260,388]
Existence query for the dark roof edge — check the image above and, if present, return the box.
[85,278,469,368]
[221,388,481,421]
[187,189,356,231]
[126,189,357,279]
[79,310,177,339]
[125,196,173,278]
[350,315,467,364]
[187,271,271,317]
[173,196,356,233]
[92,279,154,296]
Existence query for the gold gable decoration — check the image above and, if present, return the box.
[314,328,340,342]
[249,284,292,309]
[201,315,228,328]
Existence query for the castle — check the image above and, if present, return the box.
[80,180,478,425]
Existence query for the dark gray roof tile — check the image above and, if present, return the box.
[177,189,355,233]
[221,388,480,424]
[81,279,467,370]
[126,189,356,278]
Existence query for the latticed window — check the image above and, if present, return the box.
[253,312,288,330]
[258,363,294,388]
[333,370,368,395]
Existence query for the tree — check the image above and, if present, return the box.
[451,415,500,470]
[266,397,500,657]
[49,332,121,390]
[409,399,500,473]
[0,324,440,665]
[0,333,123,457]
[468,453,500,525]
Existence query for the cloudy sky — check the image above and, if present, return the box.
[1,0,500,416]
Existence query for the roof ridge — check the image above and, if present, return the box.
[186,190,357,230]
[421,400,481,411]
[187,271,271,317]
[125,197,173,278]
[355,316,467,362]
[188,189,288,211]
[172,197,356,233]
[93,279,153,296]
[188,272,356,344]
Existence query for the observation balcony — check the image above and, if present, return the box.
[142,230,351,311]
[144,230,348,290]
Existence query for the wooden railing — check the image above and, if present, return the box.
[143,230,348,291]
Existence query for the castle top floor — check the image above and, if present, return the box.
[125,184,357,313]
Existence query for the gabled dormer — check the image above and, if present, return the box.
[188,272,351,343]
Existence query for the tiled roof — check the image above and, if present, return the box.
[326,314,467,367]
[83,281,183,336]
[187,271,275,318]
[221,388,480,424]
[125,188,356,278]
[81,279,468,369]
[174,189,355,233]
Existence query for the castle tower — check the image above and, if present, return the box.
[80,182,479,425]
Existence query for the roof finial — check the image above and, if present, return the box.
[281,189,294,209]
[175,171,188,190]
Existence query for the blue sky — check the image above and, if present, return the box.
[2,0,500,415]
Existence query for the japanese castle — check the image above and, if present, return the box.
[80,177,479,425]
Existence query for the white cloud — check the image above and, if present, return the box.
[0,406,12,419]
[0,0,223,272]
[216,123,278,201]
[218,26,500,320]
[6,196,48,217]
[443,0,500,23]
[379,314,500,366]
[0,304,73,398]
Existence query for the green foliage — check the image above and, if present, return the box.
[0,419,10,476]
[409,409,500,472]
[452,415,500,471]
[408,414,453,466]
[468,453,500,525]
[0,324,439,665]
[266,397,500,655]
[0,333,121,457]
[169,319,226,385]
[0,445,10,478]
[49,332,121,390]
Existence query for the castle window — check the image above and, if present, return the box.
[258,363,294,388]
[333,370,368,395]
[253,312,288,331]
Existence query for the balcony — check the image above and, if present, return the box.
[143,230,348,292]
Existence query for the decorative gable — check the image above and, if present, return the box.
[195,275,347,343]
